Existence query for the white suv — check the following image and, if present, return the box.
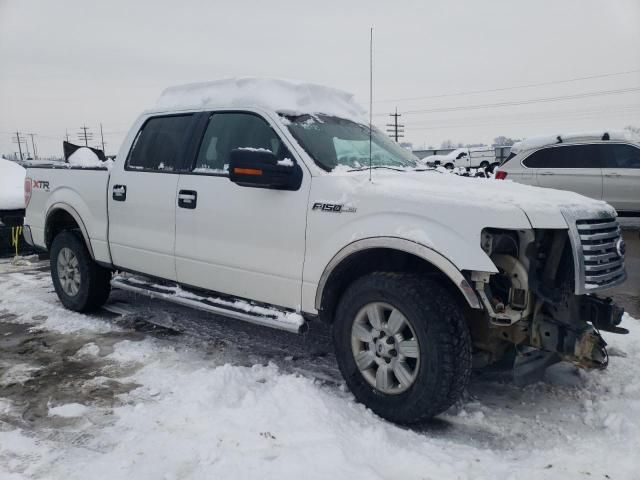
[496,132,640,215]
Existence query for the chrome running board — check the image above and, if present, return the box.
[111,275,306,334]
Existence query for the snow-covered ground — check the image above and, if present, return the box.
[1,262,640,479]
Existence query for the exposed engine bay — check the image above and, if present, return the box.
[469,226,626,381]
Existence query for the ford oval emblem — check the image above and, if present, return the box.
[616,238,626,258]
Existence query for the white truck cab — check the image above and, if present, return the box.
[422,146,496,170]
[23,78,628,424]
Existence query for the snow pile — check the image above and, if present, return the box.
[155,77,367,122]
[0,158,26,210]
[67,148,103,167]
[1,270,640,479]
[511,130,639,154]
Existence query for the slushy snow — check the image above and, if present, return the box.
[0,158,26,210]
[155,77,367,122]
[0,266,639,479]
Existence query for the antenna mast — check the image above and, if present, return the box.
[369,27,373,182]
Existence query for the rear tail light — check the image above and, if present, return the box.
[495,170,508,180]
[24,177,32,207]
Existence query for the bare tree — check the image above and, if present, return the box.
[624,125,640,136]
[493,136,518,146]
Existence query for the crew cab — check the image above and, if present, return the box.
[23,78,628,424]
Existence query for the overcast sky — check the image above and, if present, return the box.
[1,0,639,157]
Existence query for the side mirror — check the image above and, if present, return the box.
[229,148,302,191]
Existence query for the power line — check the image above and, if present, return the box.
[78,125,93,146]
[385,107,404,142]
[373,68,640,104]
[404,109,640,131]
[405,103,640,128]
[373,86,640,117]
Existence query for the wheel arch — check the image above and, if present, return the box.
[45,203,95,259]
[315,237,482,322]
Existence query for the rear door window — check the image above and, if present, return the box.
[127,115,194,172]
[601,144,640,169]
[523,144,601,168]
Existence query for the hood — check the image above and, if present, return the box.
[329,170,616,228]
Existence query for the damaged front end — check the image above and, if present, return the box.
[470,212,627,380]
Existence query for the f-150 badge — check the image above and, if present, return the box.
[312,202,357,213]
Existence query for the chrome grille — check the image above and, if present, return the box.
[575,217,626,291]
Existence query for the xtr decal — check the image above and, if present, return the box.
[32,180,50,191]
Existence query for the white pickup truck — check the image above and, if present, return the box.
[421,146,497,170]
[24,78,628,424]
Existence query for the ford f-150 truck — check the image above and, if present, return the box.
[23,78,628,424]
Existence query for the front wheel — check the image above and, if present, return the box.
[333,273,472,424]
[50,231,112,312]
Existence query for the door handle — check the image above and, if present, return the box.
[539,171,554,176]
[604,172,621,177]
[178,190,197,209]
[112,185,127,201]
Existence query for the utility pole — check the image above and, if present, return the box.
[65,130,70,142]
[11,132,26,161]
[78,125,93,146]
[100,123,106,155]
[28,133,38,160]
[385,107,404,142]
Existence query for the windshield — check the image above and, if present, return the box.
[282,114,419,171]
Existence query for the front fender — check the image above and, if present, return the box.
[314,236,483,311]
[302,211,499,313]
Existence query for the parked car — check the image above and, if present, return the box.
[422,146,496,169]
[495,132,640,215]
[23,78,627,424]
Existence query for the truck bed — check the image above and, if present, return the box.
[25,165,112,264]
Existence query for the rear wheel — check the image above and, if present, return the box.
[444,163,454,170]
[333,273,472,424]
[50,231,112,312]
[479,161,490,169]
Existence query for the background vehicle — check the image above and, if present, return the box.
[422,146,496,169]
[496,132,640,215]
[22,79,628,424]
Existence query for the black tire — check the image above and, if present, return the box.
[444,163,454,170]
[333,273,472,424]
[479,161,489,169]
[50,230,112,312]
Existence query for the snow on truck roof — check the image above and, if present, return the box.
[511,130,638,154]
[154,77,366,122]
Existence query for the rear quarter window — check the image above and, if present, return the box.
[127,115,194,172]
[523,144,601,169]
[601,143,640,169]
